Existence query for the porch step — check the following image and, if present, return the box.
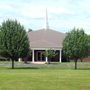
[31,62,46,64]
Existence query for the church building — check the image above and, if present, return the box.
[28,29,66,62]
[27,9,66,62]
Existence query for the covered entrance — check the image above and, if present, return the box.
[32,49,62,62]
[35,50,45,62]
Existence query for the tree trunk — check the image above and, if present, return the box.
[12,59,14,69]
[48,60,50,64]
[75,59,77,69]
[80,58,83,62]
[48,57,50,64]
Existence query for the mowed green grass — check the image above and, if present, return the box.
[0,62,90,90]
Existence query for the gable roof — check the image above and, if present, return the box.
[28,28,66,49]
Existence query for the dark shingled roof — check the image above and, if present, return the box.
[28,28,66,49]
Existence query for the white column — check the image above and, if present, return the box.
[32,49,34,62]
[45,56,48,62]
[45,50,48,62]
[18,58,22,62]
[59,49,62,63]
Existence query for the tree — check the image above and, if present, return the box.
[87,35,90,56]
[43,49,57,64]
[63,28,88,69]
[0,19,30,69]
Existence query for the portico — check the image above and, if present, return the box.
[32,48,62,63]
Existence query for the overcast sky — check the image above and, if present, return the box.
[0,0,90,34]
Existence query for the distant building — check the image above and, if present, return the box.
[28,28,66,62]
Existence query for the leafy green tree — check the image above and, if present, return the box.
[43,49,57,64]
[63,28,88,69]
[0,19,30,69]
[87,35,90,56]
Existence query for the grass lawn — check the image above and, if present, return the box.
[0,62,90,90]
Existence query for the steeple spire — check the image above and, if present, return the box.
[45,8,49,30]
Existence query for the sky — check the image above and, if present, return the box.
[0,0,90,34]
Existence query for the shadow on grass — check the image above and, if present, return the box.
[8,67,39,69]
[77,68,90,70]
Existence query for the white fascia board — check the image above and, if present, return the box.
[31,47,62,50]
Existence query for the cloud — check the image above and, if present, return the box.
[21,7,45,18]
[0,0,90,34]
[0,3,13,11]
[48,7,73,15]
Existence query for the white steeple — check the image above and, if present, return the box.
[45,8,49,30]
